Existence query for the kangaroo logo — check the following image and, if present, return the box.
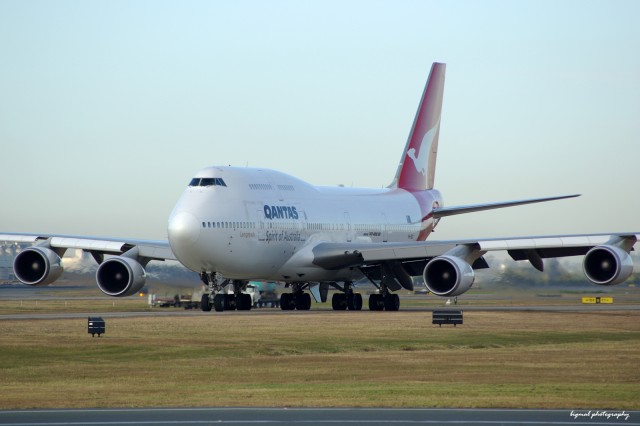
[406,120,439,176]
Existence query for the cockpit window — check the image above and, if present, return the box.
[188,178,227,187]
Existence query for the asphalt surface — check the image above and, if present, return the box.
[0,408,637,425]
[0,302,639,321]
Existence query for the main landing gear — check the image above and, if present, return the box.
[330,288,399,311]
[199,273,401,313]
[200,272,252,312]
[359,266,401,311]
[330,282,363,311]
[280,283,312,311]
[367,292,400,311]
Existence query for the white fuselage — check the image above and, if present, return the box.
[167,166,443,282]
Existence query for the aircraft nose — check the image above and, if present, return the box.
[168,211,201,247]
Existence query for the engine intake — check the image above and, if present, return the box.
[583,245,633,286]
[13,247,63,286]
[96,257,146,297]
[423,255,475,297]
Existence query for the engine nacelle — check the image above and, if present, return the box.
[583,245,633,286]
[423,255,475,297]
[96,257,146,297]
[13,247,63,286]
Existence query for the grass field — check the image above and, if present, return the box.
[1,308,639,410]
[0,297,153,314]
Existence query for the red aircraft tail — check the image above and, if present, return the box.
[390,62,446,191]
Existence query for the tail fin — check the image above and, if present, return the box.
[389,62,446,191]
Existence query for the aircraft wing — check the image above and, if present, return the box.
[0,232,175,261]
[311,233,639,294]
[1,232,176,296]
[313,233,639,269]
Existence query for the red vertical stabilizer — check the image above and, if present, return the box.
[393,63,446,191]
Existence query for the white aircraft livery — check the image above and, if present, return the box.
[2,62,638,312]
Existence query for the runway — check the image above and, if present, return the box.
[0,408,637,425]
[0,303,638,321]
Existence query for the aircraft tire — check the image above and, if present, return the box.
[224,294,237,311]
[332,293,347,311]
[237,294,252,310]
[201,294,212,312]
[384,293,400,311]
[235,295,245,310]
[353,293,363,311]
[296,292,312,311]
[213,294,225,312]
[280,293,295,310]
[346,293,355,310]
[368,294,384,311]
[346,293,363,311]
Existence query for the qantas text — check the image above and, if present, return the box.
[263,205,299,220]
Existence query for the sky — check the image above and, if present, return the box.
[1,0,638,241]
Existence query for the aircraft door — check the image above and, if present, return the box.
[257,209,267,241]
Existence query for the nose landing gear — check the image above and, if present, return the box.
[200,272,252,312]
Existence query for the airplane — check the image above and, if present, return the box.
[1,62,638,312]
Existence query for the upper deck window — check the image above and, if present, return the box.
[249,183,274,190]
[189,178,227,187]
[277,184,295,191]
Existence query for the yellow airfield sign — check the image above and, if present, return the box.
[582,297,614,304]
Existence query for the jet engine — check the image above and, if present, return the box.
[423,255,475,297]
[583,245,633,286]
[13,247,64,286]
[96,257,146,297]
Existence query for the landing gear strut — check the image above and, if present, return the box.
[360,267,401,311]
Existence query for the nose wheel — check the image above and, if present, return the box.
[201,293,212,311]
[199,273,252,312]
